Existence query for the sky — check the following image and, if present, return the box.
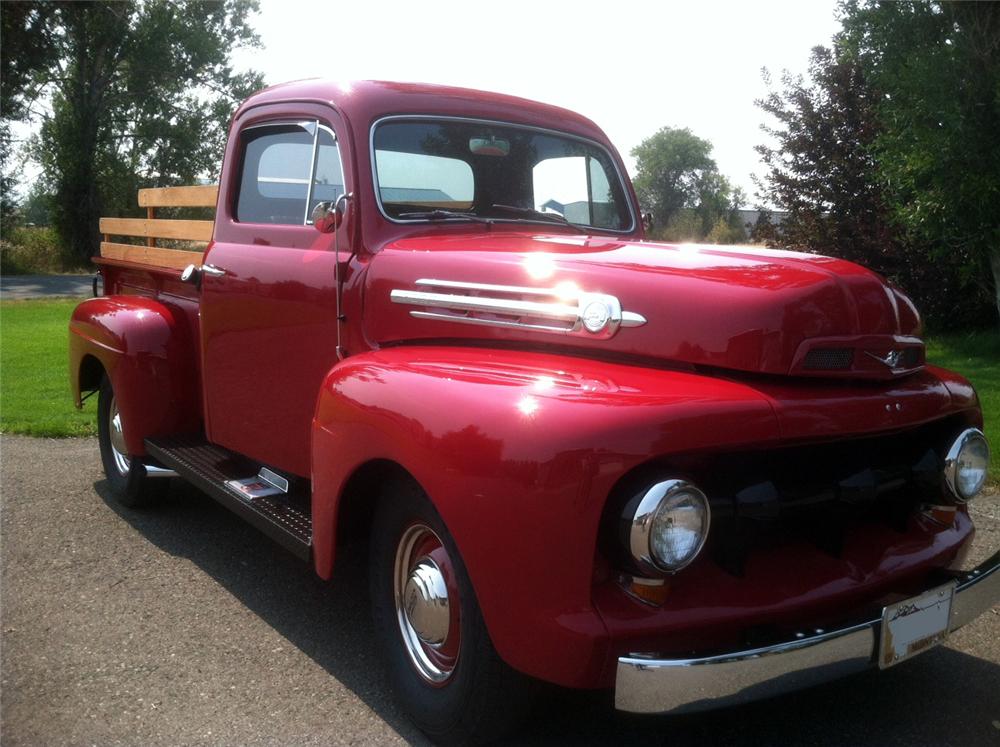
[231,0,843,208]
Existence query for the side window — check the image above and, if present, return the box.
[236,122,344,225]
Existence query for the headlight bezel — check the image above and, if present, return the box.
[944,428,990,503]
[627,479,711,575]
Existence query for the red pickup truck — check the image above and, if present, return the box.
[69,80,997,743]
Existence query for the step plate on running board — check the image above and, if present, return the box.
[145,435,312,561]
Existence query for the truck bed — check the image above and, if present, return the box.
[96,184,216,296]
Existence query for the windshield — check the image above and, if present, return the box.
[372,119,633,231]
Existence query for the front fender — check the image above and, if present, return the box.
[69,296,200,455]
[310,346,779,688]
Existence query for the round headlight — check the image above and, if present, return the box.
[944,428,990,502]
[628,479,711,574]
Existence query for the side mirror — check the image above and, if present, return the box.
[311,200,343,233]
[642,212,654,232]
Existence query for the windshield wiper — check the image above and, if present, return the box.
[397,209,493,224]
[488,204,588,232]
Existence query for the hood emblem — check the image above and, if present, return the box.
[581,300,613,333]
[390,278,646,340]
[865,350,905,370]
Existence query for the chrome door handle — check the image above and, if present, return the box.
[201,264,227,278]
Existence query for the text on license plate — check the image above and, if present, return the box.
[878,582,956,669]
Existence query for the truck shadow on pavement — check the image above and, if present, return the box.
[97,479,1000,747]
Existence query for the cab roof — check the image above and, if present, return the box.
[236,79,612,146]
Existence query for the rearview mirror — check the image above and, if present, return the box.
[469,136,510,157]
[311,200,342,233]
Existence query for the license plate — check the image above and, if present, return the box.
[878,582,956,669]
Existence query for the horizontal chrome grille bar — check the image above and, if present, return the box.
[390,278,647,339]
[390,289,579,322]
[409,311,573,334]
[414,278,579,297]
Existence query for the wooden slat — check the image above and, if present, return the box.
[100,241,204,270]
[100,217,214,242]
[137,185,218,208]
[146,206,156,247]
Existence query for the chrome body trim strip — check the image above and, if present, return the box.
[390,278,646,339]
[615,550,1000,714]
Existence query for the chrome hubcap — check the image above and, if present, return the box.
[403,560,450,645]
[394,524,460,684]
[108,396,131,476]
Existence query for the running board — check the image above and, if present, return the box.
[144,435,312,561]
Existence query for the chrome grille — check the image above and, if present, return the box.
[391,278,647,340]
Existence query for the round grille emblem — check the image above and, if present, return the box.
[582,300,612,333]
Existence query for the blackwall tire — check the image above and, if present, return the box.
[97,376,166,508]
[370,478,535,744]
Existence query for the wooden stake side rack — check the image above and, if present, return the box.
[98,185,218,270]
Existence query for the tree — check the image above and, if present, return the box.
[754,46,900,265]
[0,2,59,236]
[839,0,1000,327]
[631,126,743,241]
[21,178,54,226]
[2,1,263,262]
[754,35,994,329]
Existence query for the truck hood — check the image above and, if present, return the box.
[363,232,924,380]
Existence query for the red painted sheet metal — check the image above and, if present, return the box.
[310,346,978,687]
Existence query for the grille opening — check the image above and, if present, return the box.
[803,348,855,370]
[899,347,923,368]
[601,414,971,579]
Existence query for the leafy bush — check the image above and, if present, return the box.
[706,217,747,245]
[0,226,84,275]
[652,210,747,245]
[654,210,703,243]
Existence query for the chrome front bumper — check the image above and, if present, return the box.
[615,550,1000,714]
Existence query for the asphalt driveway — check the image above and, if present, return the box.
[2,435,998,746]
[0,274,93,300]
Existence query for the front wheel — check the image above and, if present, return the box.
[370,479,535,744]
[97,376,166,507]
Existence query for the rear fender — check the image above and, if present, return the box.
[311,346,779,687]
[69,296,200,455]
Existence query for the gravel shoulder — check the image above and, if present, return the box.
[2,435,998,746]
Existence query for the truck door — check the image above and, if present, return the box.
[199,112,352,477]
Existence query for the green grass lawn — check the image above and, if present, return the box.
[2,298,998,479]
[1,298,96,437]
[925,330,1000,482]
